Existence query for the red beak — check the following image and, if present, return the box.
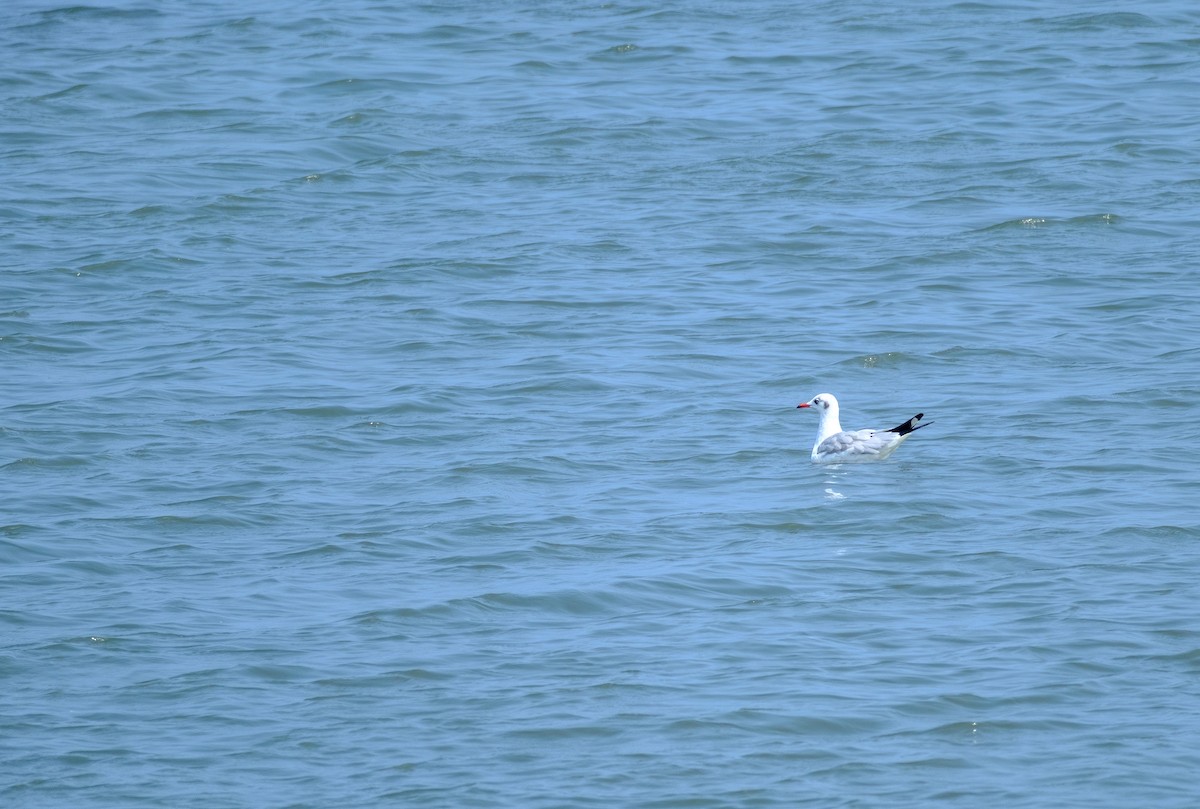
[796,403,810,409]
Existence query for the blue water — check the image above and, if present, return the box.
[4,2,1200,807]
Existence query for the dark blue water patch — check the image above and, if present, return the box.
[1028,12,1162,32]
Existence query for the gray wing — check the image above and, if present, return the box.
[816,428,893,457]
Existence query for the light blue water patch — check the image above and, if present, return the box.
[4,1,1200,807]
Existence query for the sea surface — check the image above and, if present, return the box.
[4,1,1200,807]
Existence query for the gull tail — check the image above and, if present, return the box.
[887,413,931,436]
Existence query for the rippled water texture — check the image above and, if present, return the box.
[4,2,1200,807]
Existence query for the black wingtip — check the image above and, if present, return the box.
[888,413,931,436]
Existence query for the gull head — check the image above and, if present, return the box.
[797,393,837,413]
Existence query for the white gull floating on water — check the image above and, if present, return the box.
[796,393,931,463]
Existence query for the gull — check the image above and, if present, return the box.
[796,393,931,463]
